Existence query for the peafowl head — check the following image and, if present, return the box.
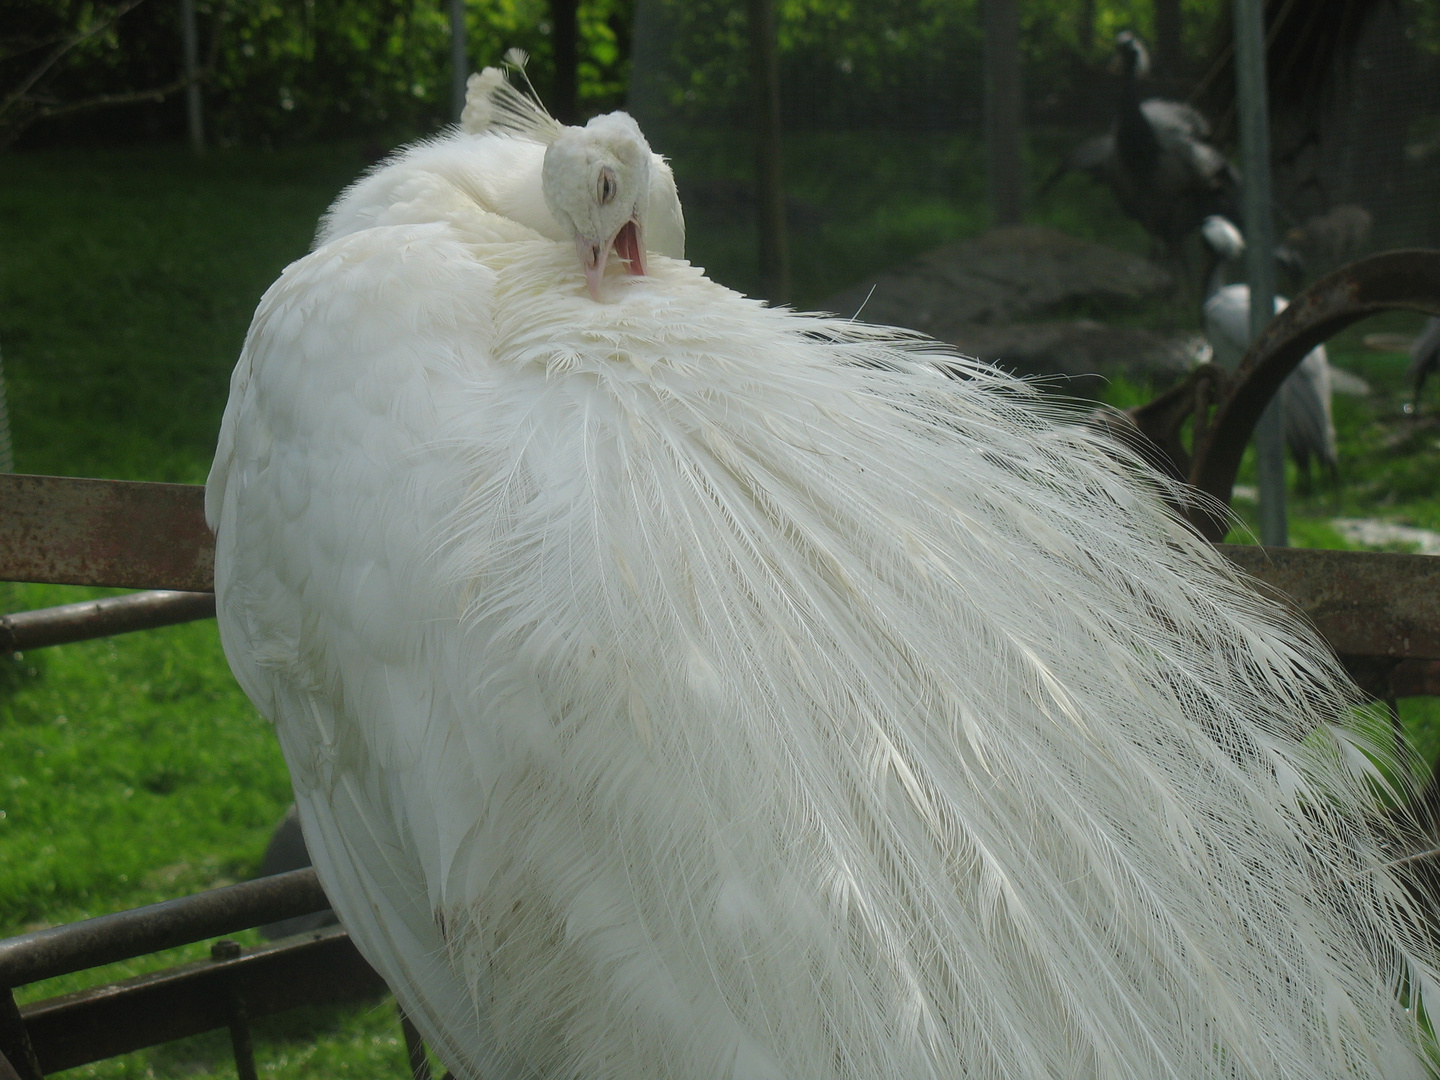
[1113,31,1151,79]
[542,112,654,300]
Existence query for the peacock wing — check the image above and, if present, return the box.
[647,157,685,260]
[207,222,535,1079]
[1141,98,1212,141]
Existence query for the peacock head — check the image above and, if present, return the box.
[542,112,654,301]
[1112,31,1151,79]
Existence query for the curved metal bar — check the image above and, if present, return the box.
[1185,250,1440,540]
[1114,363,1229,482]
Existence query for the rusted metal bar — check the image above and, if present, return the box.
[0,869,328,990]
[18,926,387,1074]
[0,474,212,591]
[1105,364,1229,482]
[213,940,259,1080]
[0,590,215,652]
[0,993,39,1080]
[399,1005,433,1080]
[1219,545,1440,662]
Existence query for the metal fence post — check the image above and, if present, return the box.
[1234,0,1286,545]
[746,0,791,304]
[449,0,468,123]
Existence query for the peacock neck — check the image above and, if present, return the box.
[1116,58,1159,174]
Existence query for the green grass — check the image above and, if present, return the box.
[0,142,428,1077]
[2,135,1439,1075]
[0,590,285,932]
[0,144,368,483]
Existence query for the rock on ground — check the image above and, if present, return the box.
[823,226,1198,385]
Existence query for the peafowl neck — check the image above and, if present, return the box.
[1115,54,1159,175]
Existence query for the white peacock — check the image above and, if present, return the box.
[208,56,1439,1080]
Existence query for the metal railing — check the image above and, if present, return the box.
[2,459,1440,1078]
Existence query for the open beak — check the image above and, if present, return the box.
[577,218,647,301]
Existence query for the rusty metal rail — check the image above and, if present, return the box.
[1221,544,1440,698]
[0,870,398,1080]
[0,473,211,592]
[1220,545,1440,661]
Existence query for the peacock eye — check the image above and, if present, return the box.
[597,167,617,206]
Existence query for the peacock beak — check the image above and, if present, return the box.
[577,218,647,302]
[577,235,609,301]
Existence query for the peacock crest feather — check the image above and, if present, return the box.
[461,50,564,144]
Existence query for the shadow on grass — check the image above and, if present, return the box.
[75,994,419,1079]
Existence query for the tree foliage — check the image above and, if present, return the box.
[4,0,1437,149]
[3,0,632,148]
[1,0,201,149]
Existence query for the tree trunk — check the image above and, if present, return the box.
[746,0,791,303]
[1153,0,1184,78]
[1077,0,1095,54]
[983,0,1023,226]
[179,0,203,153]
[550,0,580,124]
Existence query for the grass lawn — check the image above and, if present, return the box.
[1,133,1437,1076]
[0,142,427,1078]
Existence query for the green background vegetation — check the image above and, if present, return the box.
[11,0,1439,150]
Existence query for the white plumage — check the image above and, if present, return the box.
[208,69,1438,1080]
[320,65,684,272]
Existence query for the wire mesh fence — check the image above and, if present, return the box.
[625,0,1440,317]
